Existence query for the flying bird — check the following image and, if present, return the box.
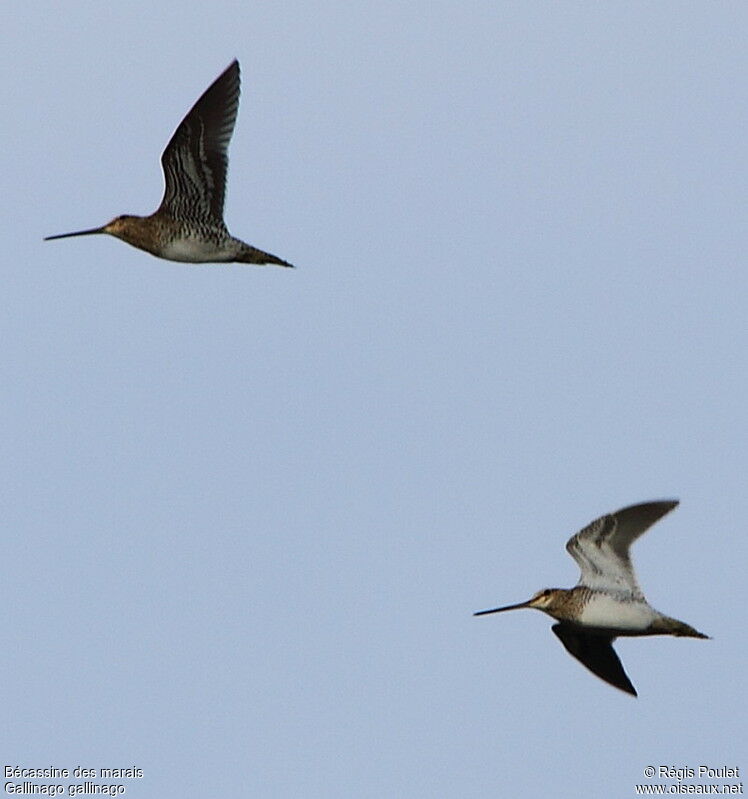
[475,500,709,696]
[46,60,292,266]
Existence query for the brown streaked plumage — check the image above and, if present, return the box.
[45,60,292,267]
[475,500,709,696]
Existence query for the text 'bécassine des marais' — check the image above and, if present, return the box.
[4,769,143,780]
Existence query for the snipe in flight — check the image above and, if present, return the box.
[46,60,292,267]
[475,500,709,696]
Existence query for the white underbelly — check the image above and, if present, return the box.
[576,595,657,631]
[160,237,234,263]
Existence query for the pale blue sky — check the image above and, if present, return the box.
[2,2,746,797]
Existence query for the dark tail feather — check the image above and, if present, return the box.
[236,245,294,268]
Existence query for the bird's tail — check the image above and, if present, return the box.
[656,616,710,639]
[236,244,293,268]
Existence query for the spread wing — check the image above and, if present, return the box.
[157,60,240,224]
[552,623,636,696]
[565,500,678,598]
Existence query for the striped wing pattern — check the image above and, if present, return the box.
[158,60,241,224]
[565,500,678,597]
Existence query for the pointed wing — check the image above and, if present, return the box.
[158,60,241,224]
[565,500,678,597]
[552,623,636,696]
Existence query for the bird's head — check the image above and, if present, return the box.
[474,587,567,618]
[101,215,140,237]
[45,214,142,243]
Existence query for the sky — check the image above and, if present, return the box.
[2,2,746,797]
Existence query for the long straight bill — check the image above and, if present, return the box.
[45,226,106,241]
[474,600,532,616]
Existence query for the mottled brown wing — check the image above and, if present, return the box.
[158,61,241,223]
